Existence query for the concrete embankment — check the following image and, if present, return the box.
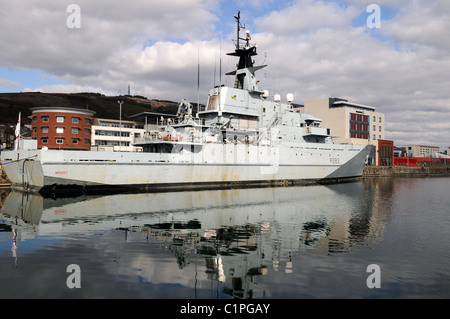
[363,166,450,177]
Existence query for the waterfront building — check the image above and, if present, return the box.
[91,118,145,152]
[298,97,385,144]
[405,144,440,157]
[30,107,95,150]
[296,97,390,165]
[377,139,394,166]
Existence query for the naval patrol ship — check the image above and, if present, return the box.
[1,12,371,194]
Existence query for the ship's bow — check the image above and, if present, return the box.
[322,144,373,182]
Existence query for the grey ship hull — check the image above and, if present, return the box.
[2,143,371,194]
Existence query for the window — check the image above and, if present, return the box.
[349,112,369,140]
[379,117,382,123]
[85,128,90,135]
[379,126,381,132]
[373,134,376,140]
[373,125,376,131]
[85,118,90,125]
[56,116,64,123]
[85,139,90,145]
[42,116,49,123]
[42,138,48,144]
[373,116,376,122]
[72,138,78,144]
[56,138,64,144]
[42,127,48,133]
[33,116,37,123]
[32,127,37,134]
[379,135,381,139]
[56,127,64,134]
[72,128,79,134]
[72,117,79,124]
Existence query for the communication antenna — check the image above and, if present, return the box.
[276,71,279,93]
[233,10,246,49]
[263,52,268,78]
[219,38,222,86]
[197,47,200,115]
[214,50,216,87]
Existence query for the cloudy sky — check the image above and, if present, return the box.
[0,0,449,149]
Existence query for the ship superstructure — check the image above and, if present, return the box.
[1,12,371,194]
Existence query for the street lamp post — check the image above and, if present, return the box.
[118,101,123,152]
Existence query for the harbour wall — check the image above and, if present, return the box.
[363,166,450,177]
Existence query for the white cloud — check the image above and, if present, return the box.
[0,0,218,76]
[23,84,117,96]
[255,0,357,33]
[0,78,21,89]
[381,0,450,56]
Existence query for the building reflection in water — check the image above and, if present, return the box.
[0,178,395,299]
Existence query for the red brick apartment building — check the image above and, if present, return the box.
[30,107,96,150]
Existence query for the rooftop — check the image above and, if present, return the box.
[30,106,96,116]
[331,100,375,111]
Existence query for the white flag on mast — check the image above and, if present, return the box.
[14,112,21,151]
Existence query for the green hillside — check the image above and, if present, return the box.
[0,92,183,125]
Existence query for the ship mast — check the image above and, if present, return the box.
[226,11,266,91]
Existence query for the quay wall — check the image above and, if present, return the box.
[363,166,450,177]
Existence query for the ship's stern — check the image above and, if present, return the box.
[1,141,44,192]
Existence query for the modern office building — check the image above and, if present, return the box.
[296,97,390,165]
[91,118,145,152]
[30,107,95,150]
[405,144,440,157]
[299,97,385,144]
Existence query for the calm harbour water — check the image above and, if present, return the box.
[0,177,449,299]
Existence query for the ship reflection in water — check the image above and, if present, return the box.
[1,177,449,299]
